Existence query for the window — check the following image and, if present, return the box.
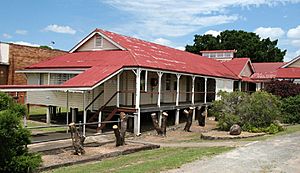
[39,73,46,85]
[95,35,103,48]
[50,74,76,85]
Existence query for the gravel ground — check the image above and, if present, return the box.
[166,131,300,173]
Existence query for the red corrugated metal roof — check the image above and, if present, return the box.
[19,29,239,88]
[97,29,237,78]
[276,67,300,79]
[221,58,250,77]
[251,62,286,79]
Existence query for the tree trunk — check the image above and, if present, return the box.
[69,122,85,155]
[151,113,163,135]
[184,109,193,132]
[119,112,128,145]
[197,106,206,127]
[113,125,122,146]
[161,112,168,136]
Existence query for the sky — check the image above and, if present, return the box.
[0,0,300,61]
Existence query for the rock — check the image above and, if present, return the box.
[230,124,241,135]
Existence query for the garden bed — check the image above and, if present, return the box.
[200,130,265,140]
[39,141,159,171]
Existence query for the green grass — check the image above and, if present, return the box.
[29,106,47,116]
[29,106,68,116]
[45,147,232,173]
[179,124,300,143]
[26,121,67,133]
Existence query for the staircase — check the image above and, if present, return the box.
[96,107,136,132]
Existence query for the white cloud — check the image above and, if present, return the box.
[175,46,185,51]
[43,24,76,34]
[254,27,285,40]
[15,30,28,35]
[104,0,300,37]
[287,25,300,39]
[204,30,221,37]
[152,38,172,46]
[2,33,12,39]
[11,41,40,47]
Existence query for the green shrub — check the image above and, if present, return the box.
[211,91,282,133]
[217,114,240,131]
[238,91,281,128]
[0,92,41,173]
[210,91,248,124]
[0,92,13,111]
[281,95,300,124]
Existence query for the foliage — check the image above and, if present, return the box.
[0,92,41,173]
[210,91,248,130]
[242,123,284,134]
[39,45,52,50]
[264,80,300,98]
[0,92,13,111]
[186,30,286,62]
[281,95,300,124]
[211,91,282,133]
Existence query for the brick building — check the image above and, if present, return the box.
[0,42,66,102]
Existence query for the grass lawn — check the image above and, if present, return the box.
[178,124,300,143]
[235,124,300,142]
[29,106,47,116]
[24,120,67,133]
[44,147,232,173]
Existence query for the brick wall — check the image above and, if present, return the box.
[8,44,67,85]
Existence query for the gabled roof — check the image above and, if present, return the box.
[281,55,300,68]
[21,29,239,88]
[251,62,286,80]
[221,58,254,77]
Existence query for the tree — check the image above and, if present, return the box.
[0,92,41,172]
[186,30,286,62]
[39,45,52,50]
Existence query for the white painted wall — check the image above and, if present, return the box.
[0,43,9,64]
[215,78,234,100]
[27,91,93,109]
[77,34,120,51]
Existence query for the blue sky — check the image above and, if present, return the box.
[1,0,300,61]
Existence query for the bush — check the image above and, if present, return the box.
[211,91,282,133]
[210,91,248,122]
[0,92,41,173]
[264,80,300,98]
[0,92,13,111]
[238,91,281,128]
[281,95,300,124]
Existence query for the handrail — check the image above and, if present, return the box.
[88,91,120,122]
[85,90,104,111]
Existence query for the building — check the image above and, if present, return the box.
[0,29,298,136]
[0,42,66,102]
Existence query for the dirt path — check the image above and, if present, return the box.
[166,131,300,173]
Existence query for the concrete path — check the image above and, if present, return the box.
[166,131,300,173]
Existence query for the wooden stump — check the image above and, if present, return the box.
[161,112,168,136]
[68,122,85,155]
[113,125,122,146]
[151,112,168,136]
[113,112,128,147]
[183,108,193,132]
[151,113,163,135]
[197,106,206,127]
